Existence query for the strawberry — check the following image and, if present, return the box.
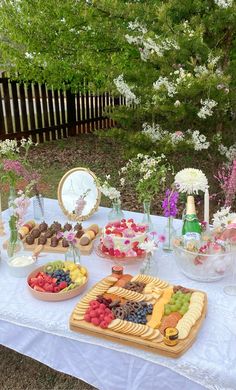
[132,241,139,248]
[44,283,54,292]
[109,248,115,256]
[33,285,45,292]
[37,276,45,287]
[128,218,134,223]
[105,229,111,234]
[29,277,38,287]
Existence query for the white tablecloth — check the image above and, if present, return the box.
[0,199,236,390]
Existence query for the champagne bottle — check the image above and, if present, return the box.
[182,196,201,248]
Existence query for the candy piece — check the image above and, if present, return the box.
[38,222,48,232]
[86,230,95,240]
[26,235,35,245]
[38,235,47,245]
[31,228,40,238]
[88,224,99,235]
[50,237,59,247]
[79,234,90,246]
[45,229,54,238]
[62,238,69,247]
[64,222,72,231]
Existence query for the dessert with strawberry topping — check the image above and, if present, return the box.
[100,219,147,258]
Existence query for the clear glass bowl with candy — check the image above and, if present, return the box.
[173,233,234,282]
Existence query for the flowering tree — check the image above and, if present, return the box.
[0,1,236,159]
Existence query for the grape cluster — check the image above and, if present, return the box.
[164,291,191,316]
[125,303,153,325]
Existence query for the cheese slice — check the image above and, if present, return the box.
[147,286,173,329]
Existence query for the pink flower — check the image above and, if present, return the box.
[175,131,183,137]
[3,159,25,175]
[158,234,166,243]
[124,239,130,245]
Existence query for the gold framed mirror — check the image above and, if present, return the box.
[57,167,101,221]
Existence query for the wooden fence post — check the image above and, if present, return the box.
[66,89,76,137]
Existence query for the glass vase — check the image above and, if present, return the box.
[7,228,23,259]
[140,252,158,276]
[142,199,154,232]
[8,186,16,215]
[162,216,176,252]
[108,199,124,223]
[65,243,81,265]
[33,194,44,221]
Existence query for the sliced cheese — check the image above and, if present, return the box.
[147,286,173,329]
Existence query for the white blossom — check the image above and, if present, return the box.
[197,99,218,119]
[170,131,185,144]
[0,139,19,155]
[191,130,210,151]
[214,0,233,8]
[174,100,181,107]
[128,19,147,34]
[213,207,236,229]
[113,74,140,105]
[153,76,177,97]
[218,143,236,162]
[141,122,162,142]
[99,183,120,201]
[139,239,157,255]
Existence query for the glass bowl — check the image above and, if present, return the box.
[173,243,234,282]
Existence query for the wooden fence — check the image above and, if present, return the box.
[0,76,122,143]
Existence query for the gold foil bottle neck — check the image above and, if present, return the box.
[186,195,196,215]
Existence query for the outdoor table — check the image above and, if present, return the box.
[0,198,235,390]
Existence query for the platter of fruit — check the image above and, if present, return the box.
[69,271,207,357]
[27,261,88,301]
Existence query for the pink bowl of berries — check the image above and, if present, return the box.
[27,260,88,301]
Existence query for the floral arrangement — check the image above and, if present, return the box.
[98,175,121,202]
[212,206,236,230]
[174,168,208,195]
[120,153,171,202]
[162,189,179,218]
[0,137,37,189]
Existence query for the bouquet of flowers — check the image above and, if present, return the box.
[119,153,171,202]
[97,175,121,202]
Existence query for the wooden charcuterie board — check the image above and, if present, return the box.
[22,226,101,255]
[69,275,207,358]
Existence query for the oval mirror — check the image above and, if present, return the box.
[57,168,101,221]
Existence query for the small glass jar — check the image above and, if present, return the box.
[108,199,124,223]
[33,194,44,221]
[140,252,158,276]
[65,243,81,265]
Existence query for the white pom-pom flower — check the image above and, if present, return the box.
[174,168,208,194]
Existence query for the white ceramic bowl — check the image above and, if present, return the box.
[173,244,234,282]
[7,255,38,278]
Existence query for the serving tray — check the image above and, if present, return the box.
[69,275,207,358]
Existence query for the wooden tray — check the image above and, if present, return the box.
[27,265,88,301]
[22,226,100,255]
[69,277,207,358]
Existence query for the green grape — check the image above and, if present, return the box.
[169,298,175,305]
[170,304,178,312]
[165,307,171,316]
[175,301,182,310]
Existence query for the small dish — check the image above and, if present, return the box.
[27,265,88,301]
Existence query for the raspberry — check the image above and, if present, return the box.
[53,286,60,293]
[85,308,91,315]
[104,316,113,323]
[91,317,100,326]
[90,301,100,309]
[89,300,98,306]
[89,310,97,318]
[99,314,105,321]
[100,321,109,329]
[97,308,105,315]
[105,308,112,315]
[84,314,91,322]
[99,303,106,310]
